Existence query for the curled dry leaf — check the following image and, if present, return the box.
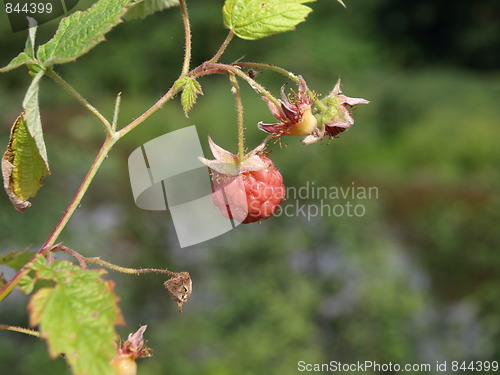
[2,113,50,212]
[164,272,192,313]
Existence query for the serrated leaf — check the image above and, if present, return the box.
[18,274,35,294]
[0,250,35,271]
[175,77,203,117]
[223,0,315,40]
[28,257,124,375]
[125,0,179,20]
[37,0,132,66]
[2,113,50,212]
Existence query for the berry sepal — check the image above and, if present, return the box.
[198,136,269,176]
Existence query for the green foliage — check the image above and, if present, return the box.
[0,250,34,271]
[174,77,203,117]
[22,71,49,166]
[0,52,35,73]
[2,113,49,212]
[223,0,315,40]
[1,19,38,72]
[37,0,133,66]
[27,255,124,375]
[125,0,179,20]
[0,0,499,374]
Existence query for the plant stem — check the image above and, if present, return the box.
[43,136,117,249]
[46,68,113,135]
[52,245,177,276]
[0,325,40,337]
[85,257,178,277]
[229,74,245,160]
[234,62,299,83]
[116,84,181,138]
[112,92,122,131]
[202,63,281,108]
[179,0,192,76]
[208,31,234,63]
[0,136,117,302]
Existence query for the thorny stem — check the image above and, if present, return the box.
[229,74,245,160]
[54,245,177,277]
[46,68,113,135]
[0,325,40,338]
[179,0,192,77]
[208,31,234,64]
[234,62,300,83]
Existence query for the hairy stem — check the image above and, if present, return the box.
[0,325,40,338]
[234,62,299,83]
[179,0,192,76]
[85,258,178,277]
[201,63,281,108]
[43,136,117,248]
[208,31,234,64]
[116,84,181,138]
[46,68,113,135]
[112,92,122,132]
[0,136,117,301]
[53,245,178,277]
[229,74,245,160]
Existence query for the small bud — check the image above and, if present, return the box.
[112,326,151,375]
[164,272,192,313]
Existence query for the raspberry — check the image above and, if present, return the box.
[211,157,285,223]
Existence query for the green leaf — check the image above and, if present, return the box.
[125,0,179,20]
[174,77,203,117]
[18,274,35,294]
[223,0,315,40]
[0,18,39,72]
[0,52,36,73]
[25,17,38,58]
[0,250,34,271]
[23,71,49,166]
[2,113,50,212]
[28,256,124,375]
[37,0,133,66]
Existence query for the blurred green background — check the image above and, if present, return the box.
[1,0,499,374]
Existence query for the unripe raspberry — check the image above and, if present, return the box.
[112,354,137,375]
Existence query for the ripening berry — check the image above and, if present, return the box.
[199,138,286,224]
[211,157,285,223]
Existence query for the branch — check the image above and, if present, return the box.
[46,68,113,135]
